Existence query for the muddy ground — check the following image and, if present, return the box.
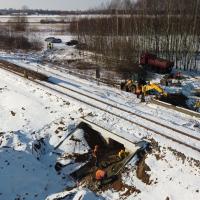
[66,122,142,197]
[136,154,152,185]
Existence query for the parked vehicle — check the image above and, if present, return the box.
[45,37,56,42]
[66,40,79,46]
[51,38,62,43]
[45,37,62,43]
[140,53,174,73]
[160,72,185,86]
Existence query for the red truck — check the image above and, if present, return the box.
[140,53,174,73]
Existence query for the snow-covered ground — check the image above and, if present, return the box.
[0,58,200,199]
[1,15,200,199]
[121,146,200,200]
[2,56,200,130]
[0,14,111,23]
[0,68,86,199]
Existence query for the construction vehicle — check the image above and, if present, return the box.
[194,100,200,112]
[160,71,185,86]
[121,77,167,100]
[142,83,167,97]
[140,53,174,74]
[121,79,140,93]
[120,73,146,94]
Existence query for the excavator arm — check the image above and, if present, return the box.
[142,83,167,96]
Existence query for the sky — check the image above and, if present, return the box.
[0,0,109,10]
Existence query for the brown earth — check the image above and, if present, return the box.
[168,147,200,169]
[136,154,152,185]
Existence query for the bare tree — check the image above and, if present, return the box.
[69,0,200,72]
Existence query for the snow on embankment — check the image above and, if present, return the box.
[0,68,91,199]
[182,81,200,97]
[0,131,66,200]
[0,56,200,199]
[182,80,200,110]
[46,188,103,200]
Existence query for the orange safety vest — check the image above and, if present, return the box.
[96,170,106,180]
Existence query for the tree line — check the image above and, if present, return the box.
[69,0,200,72]
[0,14,42,51]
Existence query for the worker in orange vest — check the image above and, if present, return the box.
[92,145,100,167]
[95,169,107,182]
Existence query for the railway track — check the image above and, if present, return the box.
[43,61,121,88]
[32,60,200,120]
[0,60,200,153]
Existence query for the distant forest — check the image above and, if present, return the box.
[69,0,200,71]
[1,0,200,16]
[1,0,200,71]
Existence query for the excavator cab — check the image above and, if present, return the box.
[123,73,146,94]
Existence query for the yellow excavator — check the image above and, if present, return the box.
[121,79,167,102]
[142,83,167,97]
[139,83,167,102]
[122,79,142,94]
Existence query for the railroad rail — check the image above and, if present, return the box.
[43,61,121,88]
[0,60,48,81]
[43,61,200,118]
[151,99,200,118]
[0,60,200,153]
